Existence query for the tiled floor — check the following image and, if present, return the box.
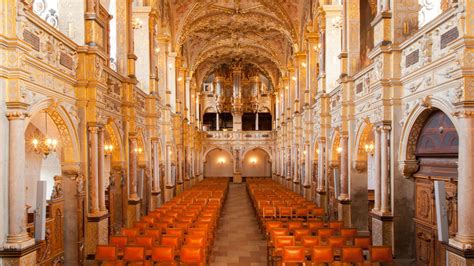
[210,183,267,266]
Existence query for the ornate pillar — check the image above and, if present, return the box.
[373,126,381,212]
[88,125,100,214]
[151,138,161,209]
[255,112,259,131]
[62,166,84,265]
[339,135,349,200]
[216,112,220,131]
[86,124,109,257]
[3,110,35,250]
[164,145,174,202]
[448,112,474,259]
[129,135,139,200]
[380,125,390,214]
[98,126,107,213]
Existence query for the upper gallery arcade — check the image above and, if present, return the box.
[1,0,474,265]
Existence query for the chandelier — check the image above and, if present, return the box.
[32,111,58,157]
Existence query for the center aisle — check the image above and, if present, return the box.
[210,183,267,266]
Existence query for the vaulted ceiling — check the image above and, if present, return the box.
[155,0,316,87]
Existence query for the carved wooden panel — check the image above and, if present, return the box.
[415,178,434,225]
[415,224,435,265]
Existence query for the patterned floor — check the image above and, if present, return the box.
[210,183,267,266]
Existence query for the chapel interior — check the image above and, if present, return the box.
[0,0,473,265]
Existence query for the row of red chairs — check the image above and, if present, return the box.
[247,178,394,265]
[96,178,229,265]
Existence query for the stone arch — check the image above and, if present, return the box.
[329,129,341,164]
[25,99,80,165]
[242,146,272,162]
[203,146,233,161]
[352,120,374,172]
[203,147,234,178]
[136,128,149,165]
[242,147,272,178]
[105,118,125,164]
[399,96,459,177]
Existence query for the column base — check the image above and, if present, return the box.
[150,191,161,210]
[85,212,109,259]
[126,198,141,227]
[0,242,40,265]
[164,186,175,202]
[184,179,191,190]
[370,211,393,246]
[233,173,242,184]
[175,182,184,195]
[445,242,474,265]
[338,200,351,227]
[303,186,312,200]
[3,233,35,250]
[316,190,327,210]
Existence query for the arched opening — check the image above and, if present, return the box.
[411,109,458,265]
[24,106,80,264]
[353,123,374,233]
[242,148,271,178]
[104,121,124,235]
[327,131,341,220]
[204,148,234,178]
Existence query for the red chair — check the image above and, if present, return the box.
[180,246,205,266]
[144,229,161,243]
[370,246,393,264]
[96,245,120,264]
[151,246,176,265]
[161,235,180,250]
[311,246,334,264]
[280,246,306,265]
[293,228,312,241]
[354,236,371,251]
[134,221,149,232]
[316,228,335,244]
[341,247,364,264]
[110,236,128,250]
[135,236,154,251]
[287,221,303,234]
[122,246,150,266]
[340,228,358,244]
[121,228,139,238]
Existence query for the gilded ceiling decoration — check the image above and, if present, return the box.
[160,0,313,89]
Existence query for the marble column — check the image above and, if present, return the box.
[129,136,139,200]
[151,138,160,209]
[98,126,106,213]
[303,143,311,187]
[449,112,474,251]
[88,125,100,214]
[4,111,35,250]
[373,126,381,212]
[317,139,325,192]
[216,112,220,131]
[380,126,390,214]
[255,112,259,131]
[339,135,349,200]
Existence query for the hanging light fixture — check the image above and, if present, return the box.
[104,144,114,156]
[365,143,374,155]
[31,111,58,157]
